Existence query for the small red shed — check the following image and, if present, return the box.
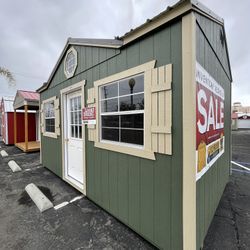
[1,95,37,145]
[13,90,40,152]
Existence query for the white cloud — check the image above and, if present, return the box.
[0,0,249,105]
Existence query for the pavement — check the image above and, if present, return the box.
[0,130,250,250]
[0,142,155,250]
[203,130,250,250]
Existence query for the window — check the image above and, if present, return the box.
[69,95,82,139]
[99,74,144,147]
[44,101,55,133]
[64,47,77,78]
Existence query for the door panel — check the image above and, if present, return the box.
[64,91,84,190]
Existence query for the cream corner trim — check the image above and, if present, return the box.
[182,13,196,250]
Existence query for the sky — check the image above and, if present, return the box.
[0,0,249,106]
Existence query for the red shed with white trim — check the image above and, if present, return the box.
[1,96,37,145]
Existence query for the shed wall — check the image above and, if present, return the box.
[41,20,183,250]
[195,13,232,249]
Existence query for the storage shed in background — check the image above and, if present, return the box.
[38,0,232,249]
[13,90,40,152]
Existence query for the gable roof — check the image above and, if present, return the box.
[38,0,230,93]
[1,96,14,112]
[13,90,40,110]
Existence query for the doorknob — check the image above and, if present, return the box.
[65,138,69,142]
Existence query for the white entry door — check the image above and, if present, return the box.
[64,91,84,191]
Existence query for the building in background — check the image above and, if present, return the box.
[232,102,250,113]
[232,102,250,130]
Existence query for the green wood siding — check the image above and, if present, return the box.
[195,13,232,250]
[41,20,183,250]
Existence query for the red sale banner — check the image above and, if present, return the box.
[196,62,225,181]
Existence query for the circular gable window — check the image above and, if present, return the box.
[64,47,77,78]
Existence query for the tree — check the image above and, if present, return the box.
[0,67,15,85]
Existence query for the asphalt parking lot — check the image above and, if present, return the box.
[0,142,155,250]
[0,130,250,250]
[203,130,250,250]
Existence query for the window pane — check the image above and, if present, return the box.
[71,125,74,137]
[100,83,118,99]
[78,111,82,124]
[74,111,78,124]
[79,125,82,138]
[121,114,143,128]
[70,98,74,111]
[119,75,144,96]
[75,125,79,138]
[45,119,55,133]
[77,96,81,110]
[102,115,119,127]
[102,128,119,142]
[121,129,143,145]
[120,94,144,111]
[101,98,118,112]
[44,101,55,118]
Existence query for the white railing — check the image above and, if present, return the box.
[231,160,250,172]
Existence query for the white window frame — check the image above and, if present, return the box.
[64,47,78,79]
[94,60,156,160]
[43,96,57,138]
[99,74,145,149]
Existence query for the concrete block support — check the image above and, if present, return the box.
[25,183,53,212]
[8,160,22,172]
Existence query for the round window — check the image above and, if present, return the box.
[64,47,77,78]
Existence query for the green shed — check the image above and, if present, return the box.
[37,0,232,249]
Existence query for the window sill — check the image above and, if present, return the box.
[43,132,57,139]
[94,141,155,160]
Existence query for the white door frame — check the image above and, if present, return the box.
[60,80,86,195]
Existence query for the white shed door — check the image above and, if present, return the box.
[64,91,84,190]
[238,119,250,129]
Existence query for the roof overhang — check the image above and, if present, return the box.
[120,0,224,45]
[14,91,39,110]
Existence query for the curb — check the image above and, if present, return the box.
[8,160,22,172]
[0,150,8,157]
[25,183,53,212]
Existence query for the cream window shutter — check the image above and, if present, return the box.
[87,87,96,142]
[149,64,172,155]
[40,103,45,134]
[54,97,60,136]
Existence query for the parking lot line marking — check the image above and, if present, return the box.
[0,150,8,157]
[53,195,84,210]
[231,160,250,172]
[54,201,69,210]
[232,168,250,174]
[8,160,22,172]
[24,165,43,172]
[70,195,84,203]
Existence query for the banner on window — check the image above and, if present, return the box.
[82,107,96,125]
[196,62,225,181]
